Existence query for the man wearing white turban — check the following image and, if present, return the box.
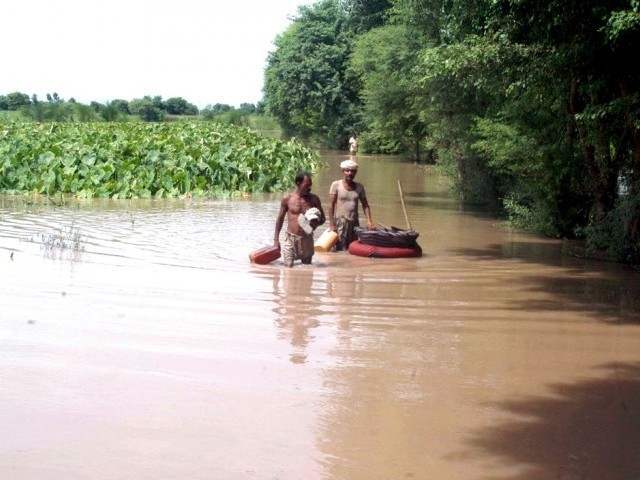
[328,159,373,250]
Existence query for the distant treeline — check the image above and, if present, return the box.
[0,91,263,123]
[263,0,640,263]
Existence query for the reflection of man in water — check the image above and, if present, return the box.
[328,159,373,251]
[271,268,320,364]
[274,171,326,267]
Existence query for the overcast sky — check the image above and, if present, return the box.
[2,0,314,107]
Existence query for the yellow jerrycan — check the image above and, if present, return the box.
[314,229,338,252]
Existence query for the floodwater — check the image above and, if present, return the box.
[1,151,639,480]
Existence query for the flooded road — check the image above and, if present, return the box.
[1,151,639,479]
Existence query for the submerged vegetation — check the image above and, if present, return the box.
[40,222,85,260]
[0,122,318,198]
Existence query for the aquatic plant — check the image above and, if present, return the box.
[0,121,319,198]
[38,221,85,261]
[41,222,84,253]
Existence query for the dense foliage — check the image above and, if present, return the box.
[263,0,640,263]
[0,122,318,198]
[263,0,362,147]
[0,92,270,128]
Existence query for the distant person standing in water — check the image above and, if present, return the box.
[328,159,373,251]
[274,171,325,267]
[348,134,358,156]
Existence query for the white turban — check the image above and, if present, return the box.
[340,159,359,170]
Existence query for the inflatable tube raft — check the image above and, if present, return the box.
[348,240,422,258]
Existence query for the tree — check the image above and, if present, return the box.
[111,99,130,114]
[205,103,233,114]
[0,95,7,110]
[165,97,198,115]
[239,103,256,114]
[129,97,165,122]
[73,103,97,122]
[396,0,640,259]
[342,0,392,33]
[100,102,120,121]
[264,0,362,146]
[6,92,31,110]
[90,101,104,112]
[151,95,165,111]
[351,24,426,158]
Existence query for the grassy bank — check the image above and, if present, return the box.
[0,121,318,198]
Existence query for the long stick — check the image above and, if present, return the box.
[397,179,412,231]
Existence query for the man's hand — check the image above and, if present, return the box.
[367,220,374,230]
[274,239,281,250]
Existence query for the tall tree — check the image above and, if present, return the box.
[342,0,393,33]
[351,24,426,158]
[264,0,362,146]
[5,92,31,110]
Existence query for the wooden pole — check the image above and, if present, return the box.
[397,179,412,231]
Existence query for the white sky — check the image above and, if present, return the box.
[2,0,314,108]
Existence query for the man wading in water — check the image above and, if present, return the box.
[274,171,326,267]
[329,159,373,250]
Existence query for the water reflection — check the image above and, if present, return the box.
[270,267,322,364]
[325,269,362,334]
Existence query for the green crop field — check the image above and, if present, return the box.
[0,121,319,198]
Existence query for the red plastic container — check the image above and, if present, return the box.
[249,245,281,264]
[348,240,422,258]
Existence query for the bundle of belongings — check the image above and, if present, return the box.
[354,225,420,248]
[298,207,322,235]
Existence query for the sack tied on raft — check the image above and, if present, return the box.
[355,226,420,249]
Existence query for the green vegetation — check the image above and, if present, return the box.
[351,23,426,158]
[0,122,318,198]
[0,92,281,139]
[263,0,640,263]
[0,93,269,126]
[263,0,362,147]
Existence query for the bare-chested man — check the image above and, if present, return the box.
[274,171,326,267]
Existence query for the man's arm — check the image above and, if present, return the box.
[312,194,326,226]
[274,196,288,248]
[360,190,373,229]
[328,193,337,231]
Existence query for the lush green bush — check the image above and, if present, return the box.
[503,194,559,237]
[0,121,320,198]
[21,101,74,122]
[358,130,402,154]
[584,193,640,264]
[209,110,249,127]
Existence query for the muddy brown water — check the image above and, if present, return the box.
[1,151,639,480]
